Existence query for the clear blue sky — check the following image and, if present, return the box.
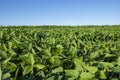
[0,0,120,25]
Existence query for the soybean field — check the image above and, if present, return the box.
[0,26,120,80]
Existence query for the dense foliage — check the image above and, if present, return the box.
[0,26,120,80]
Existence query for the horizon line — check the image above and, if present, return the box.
[1,24,120,27]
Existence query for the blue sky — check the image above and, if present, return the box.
[0,0,120,25]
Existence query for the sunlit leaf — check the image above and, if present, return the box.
[56,45,63,54]
[52,67,63,74]
[23,66,33,76]
[34,64,45,70]
[99,70,106,79]
[49,57,54,64]
[28,53,34,65]
[65,70,79,78]
[80,72,95,79]
[2,72,11,80]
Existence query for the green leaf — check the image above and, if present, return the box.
[36,45,42,52]
[34,64,45,70]
[79,40,89,48]
[49,57,54,64]
[65,70,79,78]
[80,72,95,79]
[52,38,55,45]
[113,67,120,73]
[20,53,34,65]
[29,43,32,50]
[3,57,11,64]
[56,45,63,54]
[13,38,20,44]
[8,49,16,56]
[47,75,63,80]
[90,51,99,59]
[70,46,77,57]
[2,72,11,80]
[3,43,7,51]
[47,76,54,80]
[74,58,84,71]
[85,66,98,74]
[7,62,17,72]
[99,70,106,79]
[13,68,19,80]
[54,58,61,66]
[68,77,77,80]
[28,53,34,65]
[23,66,33,76]
[99,62,114,69]
[52,67,63,74]
[0,50,7,58]
[104,53,114,58]
[8,41,12,49]
[20,54,29,63]
[44,49,51,57]
[31,48,36,55]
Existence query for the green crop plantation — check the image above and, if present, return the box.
[0,25,120,80]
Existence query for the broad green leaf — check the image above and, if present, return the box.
[3,57,11,64]
[65,70,79,78]
[7,62,17,72]
[28,53,34,65]
[2,72,11,80]
[52,38,55,45]
[85,66,98,74]
[79,40,89,48]
[31,48,36,55]
[3,43,7,51]
[113,67,120,73]
[47,75,63,80]
[54,58,61,66]
[52,67,63,74]
[20,54,29,63]
[0,50,7,58]
[49,57,54,64]
[104,53,114,58]
[74,58,84,71]
[13,38,20,44]
[29,43,32,50]
[20,53,34,65]
[36,45,42,52]
[23,66,33,76]
[105,48,109,53]
[44,49,51,57]
[56,45,63,54]
[99,62,114,69]
[70,46,77,57]
[47,76,54,80]
[8,41,12,49]
[99,70,106,79]
[8,49,16,56]
[90,51,99,59]
[80,72,95,79]
[34,64,45,69]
